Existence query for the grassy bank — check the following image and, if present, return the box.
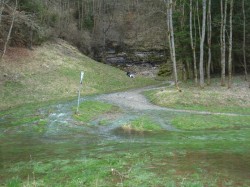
[145,78,250,130]
[0,39,158,111]
[145,77,250,115]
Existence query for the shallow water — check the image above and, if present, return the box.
[0,94,250,186]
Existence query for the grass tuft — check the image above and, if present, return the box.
[73,100,119,123]
[122,116,162,132]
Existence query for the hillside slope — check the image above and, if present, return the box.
[0,39,157,110]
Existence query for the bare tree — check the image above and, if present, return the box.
[242,0,248,81]
[1,0,17,59]
[77,0,82,30]
[166,0,179,89]
[207,0,212,85]
[199,0,206,88]
[104,2,115,43]
[220,0,228,86]
[189,0,198,85]
[196,0,201,39]
[0,0,4,26]
[228,0,233,88]
[180,1,188,82]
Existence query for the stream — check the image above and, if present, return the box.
[0,85,249,186]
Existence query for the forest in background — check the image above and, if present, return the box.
[0,0,250,88]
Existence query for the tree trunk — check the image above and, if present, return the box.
[196,0,201,39]
[1,0,17,59]
[199,0,206,88]
[0,1,4,26]
[220,0,223,77]
[102,0,106,62]
[242,0,248,81]
[180,2,187,82]
[166,0,173,65]
[228,0,233,88]
[135,0,140,41]
[81,0,84,30]
[221,0,228,86]
[77,0,81,30]
[207,0,212,85]
[165,0,179,88]
[190,0,198,85]
[169,0,179,88]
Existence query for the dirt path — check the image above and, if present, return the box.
[97,86,165,111]
[97,82,249,117]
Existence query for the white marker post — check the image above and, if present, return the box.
[76,71,84,114]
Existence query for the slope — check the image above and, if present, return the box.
[0,39,157,110]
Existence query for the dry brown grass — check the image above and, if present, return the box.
[148,76,250,114]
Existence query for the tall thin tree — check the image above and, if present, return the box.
[168,0,179,88]
[242,0,247,81]
[228,0,233,88]
[0,0,4,26]
[220,0,228,86]
[207,0,212,85]
[190,0,198,85]
[1,0,17,59]
[196,0,201,39]
[199,0,206,88]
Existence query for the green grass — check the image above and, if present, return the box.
[0,102,48,130]
[73,101,119,123]
[1,111,250,187]
[122,116,162,132]
[1,44,250,187]
[171,113,250,130]
[0,40,158,111]
[3,136,250,187]
[145,80,250,115]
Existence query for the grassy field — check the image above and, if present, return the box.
[145,77,250,115]
[1,41,250,187]
[3,128,250,187]
[0,39,158,111]
[144,78,250,131]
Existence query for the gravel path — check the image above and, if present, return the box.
[97,82,249,117]
[98,87,165,111]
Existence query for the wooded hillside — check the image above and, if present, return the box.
[0,0,249,87]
